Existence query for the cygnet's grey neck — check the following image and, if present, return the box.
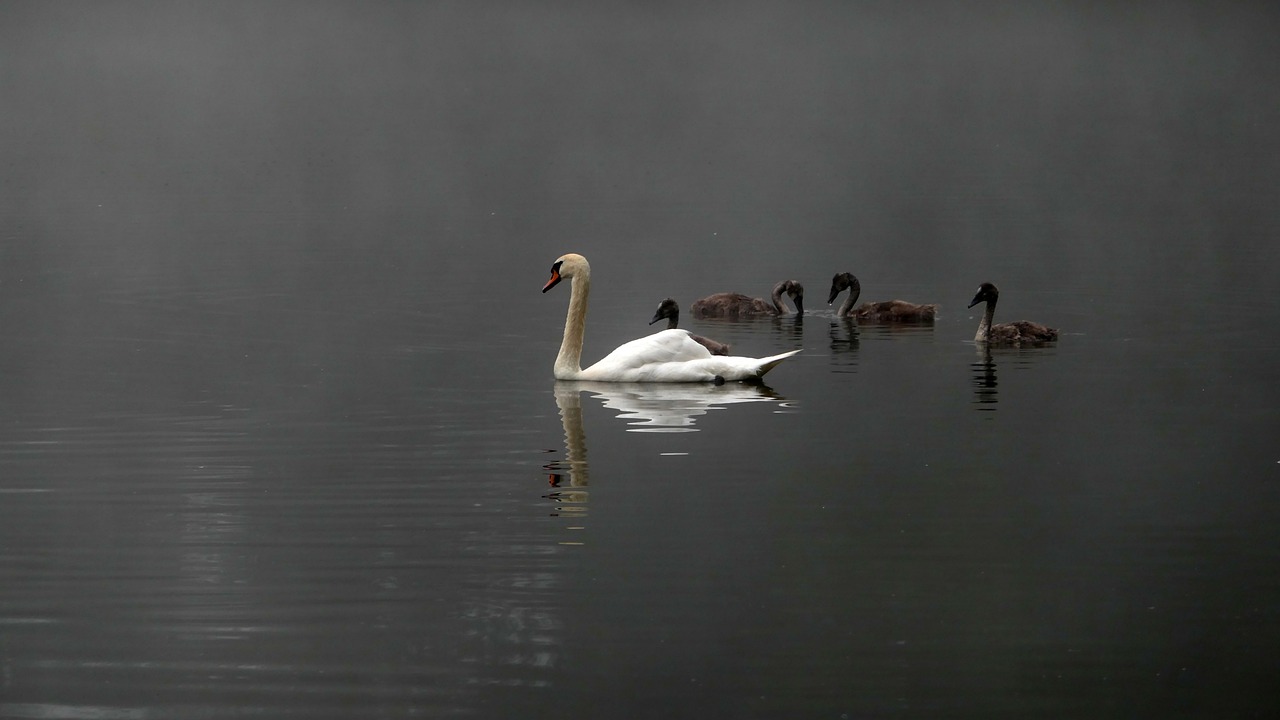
[837,287,860,317]
[831,274,861,318]
[770,285,786,313]
[771,281,802,314]
[975,298,996,343]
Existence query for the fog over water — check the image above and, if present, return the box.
[6,2,1276,294]
[2,2,1278,717]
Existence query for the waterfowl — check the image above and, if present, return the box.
[649,298,731,355]
[967,282,1058,344]
[542,254,800,382]
[691,280,804,318]
[827,272,938,321]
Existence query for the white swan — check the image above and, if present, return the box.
[542,254,801,382]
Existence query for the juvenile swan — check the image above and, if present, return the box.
[542,254,800,382]
[967,282,1058,344]
[691,280,804,318]
[827,272,938,322]
[649,298,731,356]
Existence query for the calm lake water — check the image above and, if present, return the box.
[3,2,1279,718]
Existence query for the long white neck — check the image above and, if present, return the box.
[975,299,996,342]
[554,271,590,379]
[837,286,860,318]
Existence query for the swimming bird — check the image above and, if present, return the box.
[966,282,1058,344]
[690,280,804,318]
[649,298,731,355]
[542,254,800,382]
[827,272,938,321]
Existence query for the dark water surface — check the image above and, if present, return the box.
[3,2,1279,718]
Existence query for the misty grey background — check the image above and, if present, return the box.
[2,1,1278,718]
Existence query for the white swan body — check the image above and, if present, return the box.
[543,254,800,382]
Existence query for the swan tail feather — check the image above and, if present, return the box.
[752,349,802,377]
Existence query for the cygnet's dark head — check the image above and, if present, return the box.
[967,282,1000,309]
[827,272,860,305]
[650,297,679,325]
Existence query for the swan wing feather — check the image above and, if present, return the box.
[580,330,800,382]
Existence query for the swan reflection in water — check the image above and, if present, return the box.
[543,381,791,545]
[828,318,860,372]
[971,345,999,411]
[545,380,792,486]
[970,343,1060,412]
[560,380,789,433]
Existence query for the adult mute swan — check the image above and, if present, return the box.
[649,298,731,356]
[827,272,938,322]
[691,280,804,318]
[542,254,800,382]
[967,282,1059,344]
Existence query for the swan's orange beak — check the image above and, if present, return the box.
[542,268,563,293]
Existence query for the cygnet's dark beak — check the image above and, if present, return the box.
[648,312,663,325]
[967,293,983,309]
[794,297,804,314]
